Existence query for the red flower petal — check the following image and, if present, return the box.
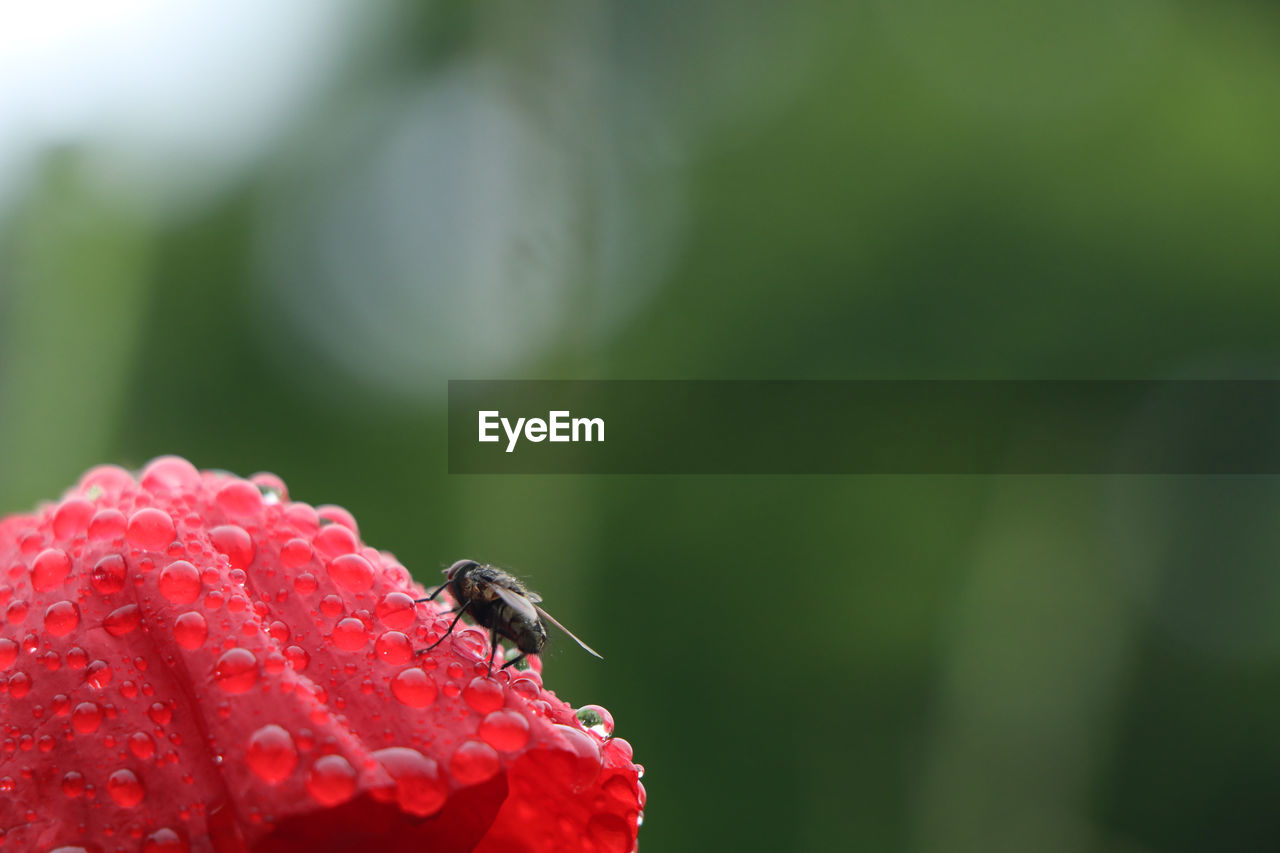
[0,457,642,851]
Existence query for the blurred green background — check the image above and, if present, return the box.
[4,1,1280,850]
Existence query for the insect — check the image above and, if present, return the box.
[416,559,603,672]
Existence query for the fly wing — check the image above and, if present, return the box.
[490,583,540,623]
[536,606,604,660]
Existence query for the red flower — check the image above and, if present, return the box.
[0,458,644,852]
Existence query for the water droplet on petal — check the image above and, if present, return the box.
[390,667,437,708]
[246,724,298,784]
[209,525,255,570]
[214,648,259,693]
[158,560,202,604]
[71,702,103,734]
[90,554,127,594]
[61,771,85,797]
[89,508,127,540]
[463,676,505,714]
[449,740,501,785]
[53,498,94,540]
[371,746,448,817]
[43,601,80,637]
[314,523,356,558]
[285,645,310,671]
[328,554,375,593]
[8,670,31,698]
[216,481,264,519]
[575,704,616,738]
[103,604,141,636]
[85,660,112,688]
[172,611,208,650]
[375,592,416,630]
[4,599,28,625]
[479,709,531,751]
[0,638,16,669]
[317,504,358,533]
[129,731,156,759]
[281,538,313,568]
[305,754,357,806]
[374,631,413,664]
[107,767,145,807]
[148,702,172,725]
[332,617,369,651]
[251,472,288,504]
[31,548,71,592]
[143,827,189,853]
[127,508,176,550]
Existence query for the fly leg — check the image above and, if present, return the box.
[416,600,470,655]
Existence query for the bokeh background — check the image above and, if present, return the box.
[4,1,1280,850]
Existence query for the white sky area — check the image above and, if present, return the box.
[0,0,355,210]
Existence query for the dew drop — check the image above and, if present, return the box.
[332,617,369,651]
[374,631,413,665]
[449,740,501,785]
[148,702,172,726]
[61,770,85,797]
[453,628,488,660]
[305,754,357,806]
[127,508,176,550]
[91,554,127,594]
[66,646,88,669]
[216,481,264,520]
[479,709,531,751]
[107,767,145,807]
[172,611,208,650]
[43,601,80,637]
[4,599,28,625]
[575,704,616,738]
[53,498,94,540]
[317,504,358,533]
[140,455,201,491]
[129,731,156,759]
[463,676,505,714]
[89,508,127,540]
[390,667,437,708]
[8,671,31,699]
[103,604,141,636]
[71,702,103,734]
[31,548,71,592]
[372,746,448,817]
[158,560,202,604]
[85,660,112,688]
[294,572,318,595]
[209,525,255,570]
[251,472,288,504]
[213,648,259,693]
[0,638,17,669]
[281,538,313,569]
[284,644,310,672]
[246,724,299,784]
[375,592,416,630]
[314,524,356,558]
[319,594,344,618]
[328,554,375,593]
[143,827,189,853]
